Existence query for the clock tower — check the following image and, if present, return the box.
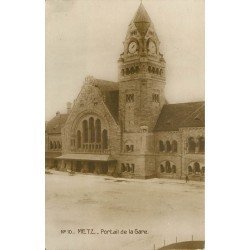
[118,3,166,133]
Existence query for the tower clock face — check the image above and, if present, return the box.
[148,40,157,54]
[128,41,138,54]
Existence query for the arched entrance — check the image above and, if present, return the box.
[194,162,201,174]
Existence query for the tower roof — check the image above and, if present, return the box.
[131,3,151,36]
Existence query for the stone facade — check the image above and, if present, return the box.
[45,3,205,180]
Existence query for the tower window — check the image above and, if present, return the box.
[152,93,159,103]
[126,94,134,103]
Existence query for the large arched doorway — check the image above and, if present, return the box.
[188,165,193,174]
[194,162,201,174]
[165,161,171,173]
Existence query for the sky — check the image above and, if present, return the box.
[46,0,204,121]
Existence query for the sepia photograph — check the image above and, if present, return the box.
[45,0,205,249]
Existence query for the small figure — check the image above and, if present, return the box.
[185,174,189,183]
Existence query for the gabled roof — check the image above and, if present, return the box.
[154,102,205,132]
[90,78,119,122]
[131,3,151,36]
[46,113,69,134]
[91,78,118,92]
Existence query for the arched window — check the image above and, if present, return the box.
[82,120,88,143]
[160,164,165,173]
[152,67,155,74]
[187,137,196,153]
[57,141,61,149]
[148,66,151,73]
[102,129,108,149]
[53,141,57,149]
[135,66,139,73]
[160,69,163,75]
[126,68,130,75]
[172,140,177,152]
[121,163,125,172]
[121,69,125,76]
[194,162,200,173]
[130,67,135,74]
[188,165,193,173]
[166,161,171,173]
[166,141,171,152]
[172,165,176,173]
[95,119,101,143]
[49,141,53,149]
[89,117,95,143]
[156,68,159,74]
[77,130,81,149]
[159,140,165,152]
[198,137,205,153]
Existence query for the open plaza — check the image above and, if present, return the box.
[46,171,204,250]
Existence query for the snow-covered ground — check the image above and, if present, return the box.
[46,170,204,250]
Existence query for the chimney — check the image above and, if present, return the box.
[67,102,72,114]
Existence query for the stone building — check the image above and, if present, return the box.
[45,3,205,180]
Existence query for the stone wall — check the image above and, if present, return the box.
[61,83,121,157]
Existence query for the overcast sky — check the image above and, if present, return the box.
[46,0,204,120]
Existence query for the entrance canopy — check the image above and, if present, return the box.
[56,154,116,162]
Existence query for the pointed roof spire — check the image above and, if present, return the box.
[132,3,151,36]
